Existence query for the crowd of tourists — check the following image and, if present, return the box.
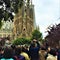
[0,39,60,60]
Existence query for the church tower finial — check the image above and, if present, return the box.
[31,0,32,5]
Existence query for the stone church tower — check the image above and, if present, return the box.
[13,0,36,39]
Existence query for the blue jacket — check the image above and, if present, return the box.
[29,42,40,60]
[58,49,60,60]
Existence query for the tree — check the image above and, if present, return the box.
[0,0,23,27]
[45,24,60,47]
[31,29,43,42]
[12,38,31,45]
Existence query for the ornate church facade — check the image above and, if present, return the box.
[0,20,13,40]
[13,0,36,39]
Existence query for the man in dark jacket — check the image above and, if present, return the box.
[57,49,60,60]
[29,39,40,60]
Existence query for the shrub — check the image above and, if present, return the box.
[12,38,31,45]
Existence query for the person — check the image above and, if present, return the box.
[13,46,25,60]
[29,39,40,60]
[39,46,46,60]
[46,48,57,60]
[0,46,14,60]
[0,47,4,59]
[57,46,60,60]
[11,44,16,56]
[21,46,30,60]
[45,46,51,60]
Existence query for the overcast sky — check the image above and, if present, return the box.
[33,0,60,37]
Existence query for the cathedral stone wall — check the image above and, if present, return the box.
[13,0,36,39]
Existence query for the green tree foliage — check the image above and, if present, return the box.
[0,0,23,18]
[0,0,23,28]
[12,38,31,45]
[31,29,43,42]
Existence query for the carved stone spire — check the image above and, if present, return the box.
[31,0,32,5]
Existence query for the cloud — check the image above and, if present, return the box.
[33,0,59,37]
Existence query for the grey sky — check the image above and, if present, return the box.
[33,0,60,37]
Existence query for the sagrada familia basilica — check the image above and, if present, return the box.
[0,0,37,40]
